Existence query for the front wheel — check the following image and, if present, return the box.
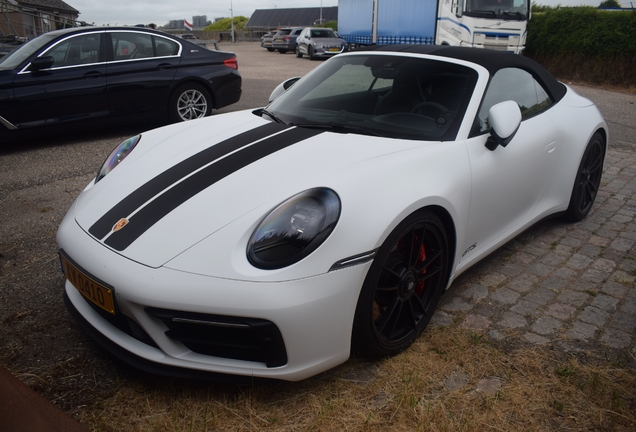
[295,46,303,58]
[564,132,606,221]
[352,209,449,358]
[169,83,212,122]
[308,45,316,61]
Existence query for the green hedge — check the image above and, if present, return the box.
[525,8,636,87]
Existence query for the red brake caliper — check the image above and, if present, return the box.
[416,240,426,295]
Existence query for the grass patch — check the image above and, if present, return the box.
[74,326,636,431]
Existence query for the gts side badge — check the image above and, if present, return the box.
[462,243,477,257]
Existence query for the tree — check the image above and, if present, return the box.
[204,16,248,31]
[598,0,622,8]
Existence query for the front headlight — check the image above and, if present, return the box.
[247,188,341,270]
[95,135,141,183]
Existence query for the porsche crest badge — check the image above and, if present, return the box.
[112,218,129,232]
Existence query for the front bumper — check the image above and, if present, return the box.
[58,207,370,381]
[312,46,347,57]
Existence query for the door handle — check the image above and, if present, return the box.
[83,71,102,79]
[157,63,173,70]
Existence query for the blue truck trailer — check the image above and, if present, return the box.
[338,0,530,54]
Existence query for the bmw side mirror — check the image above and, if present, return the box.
[30,55,54,71]
[485,100,522,151]
[268,76,301,103]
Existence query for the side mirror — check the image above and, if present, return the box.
[268,76,301,103]
[485,100,521,151]
[30,56,54,71]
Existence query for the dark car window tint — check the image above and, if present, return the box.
[45,34,101,67]
[112,32,154,60]
[155,38,178,56]
[311,29,337,38]
[268,55,477,141]
[477,67,552,133]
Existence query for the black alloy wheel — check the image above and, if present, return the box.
[564,132,606,221]
[352,209,449,357]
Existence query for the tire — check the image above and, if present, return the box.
[352,209,449,358]
[169,83,212,123]
[278,49,288,54]
[295,46,303,58]
[267,48,275,52]
[308,45,316,61]
[564,132,606,221]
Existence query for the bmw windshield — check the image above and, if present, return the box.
[265,54,478,141]
[0,33,57,70]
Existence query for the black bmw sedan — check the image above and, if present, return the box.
[0,27,241,135]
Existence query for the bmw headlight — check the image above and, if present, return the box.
[95,135,141,183]
[248,188,341,269]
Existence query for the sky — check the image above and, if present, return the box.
[69,0,630,27]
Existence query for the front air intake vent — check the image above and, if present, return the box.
[146,308,288,368]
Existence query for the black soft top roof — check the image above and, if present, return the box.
[356,45,566,103]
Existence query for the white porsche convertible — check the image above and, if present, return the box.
[57,45,607,381]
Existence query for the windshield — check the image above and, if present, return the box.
[266,54,478,141]
[310,29,338,38]
[0,33,57,70]
[465,0,529,20]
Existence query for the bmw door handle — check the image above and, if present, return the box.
[83,71,102,79]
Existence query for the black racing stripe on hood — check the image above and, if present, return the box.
[89,122,288,240]
[104,127,323,252]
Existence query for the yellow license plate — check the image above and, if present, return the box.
[329,48,339,52]
[61,254,115,314]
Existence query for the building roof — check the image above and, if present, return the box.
[246,7,338,29]
[12,0,79,14]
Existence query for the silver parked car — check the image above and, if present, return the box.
[295,28,348,60]
[271,27,305,54]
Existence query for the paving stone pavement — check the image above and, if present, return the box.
[431,148,636,359]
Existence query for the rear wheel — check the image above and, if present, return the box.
[169,83,211,122]
[352,209,449,357]
[267,48,275,52]
[278,49,288,54]
[564,132,605,221]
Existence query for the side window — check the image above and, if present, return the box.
[111,32,154,60]
[46,34,101,67]
[477,67,552,133]
[155,37,178,57]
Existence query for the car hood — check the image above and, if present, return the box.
[73,110,422,269]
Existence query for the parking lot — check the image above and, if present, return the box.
[1,42,636,425]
